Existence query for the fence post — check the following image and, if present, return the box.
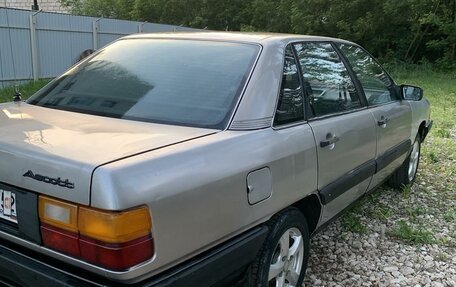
[138,21,147,33]
[92,18,101,50]
[29,11,41,81]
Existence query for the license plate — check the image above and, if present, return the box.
[0,189,17,224]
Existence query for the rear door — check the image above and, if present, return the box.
[293,42,377,223]
[336,43,412,188]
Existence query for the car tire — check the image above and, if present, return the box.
[247,208,310,287]
[388,134,421,189]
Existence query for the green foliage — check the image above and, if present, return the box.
[405,205,427,219]
[0,80,50,103]
[343,212,367,233]
[59,0,136,18]
[391,220,435,244]
[368,206,392,222]
[444,209,455,222]
[435,127,452,138]
[401,184,412,198]
[343,202,368,233]
[427,151,440,163]
[59,0,456,68]
[436,252,449,261]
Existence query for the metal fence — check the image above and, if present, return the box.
[0,7,195,88]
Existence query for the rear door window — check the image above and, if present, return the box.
[293,42,362,117]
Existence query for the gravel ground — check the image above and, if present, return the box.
[303,136,456,287]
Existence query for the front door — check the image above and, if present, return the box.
[336,43,412,188]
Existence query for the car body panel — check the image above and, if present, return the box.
[310,109,377,223]
[368,101,413,188]
[89,126,317,281]
[0,102,216,204]
[409,98,432,139]
[309,109,377,189]
[319,178,372,224]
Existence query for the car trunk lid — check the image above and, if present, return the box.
[0,102,217,205]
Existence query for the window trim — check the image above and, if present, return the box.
[333,42,401,107]
[307,106,368,122]
[272,119,308,130]
[290,44,316,120]
[331,42,368,107]
[271,44,307,129]
[366,99,403,109]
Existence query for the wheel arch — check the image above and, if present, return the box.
[418,120,427,142]
[292,194,322,235]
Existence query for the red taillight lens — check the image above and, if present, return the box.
[38,196,154,271]
[79,235,154,271]
[41,224,80,257]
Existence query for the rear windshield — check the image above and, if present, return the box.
[27,39,260,129]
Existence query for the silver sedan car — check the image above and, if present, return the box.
[0,32,432,287]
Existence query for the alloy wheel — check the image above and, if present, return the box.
[268,227,304,287]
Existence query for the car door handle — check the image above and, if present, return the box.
[377,116,390,126]
[320,135,340,148]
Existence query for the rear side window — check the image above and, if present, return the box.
[27,39,259,129]
[294,42,362,117]
[274,45,304,126]
[337,43,396,105]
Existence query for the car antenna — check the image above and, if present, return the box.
[13,86,22,102]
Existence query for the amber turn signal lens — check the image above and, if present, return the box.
[39,196,78,232]
[78,206,152,243]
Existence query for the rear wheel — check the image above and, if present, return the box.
[248,208,310,287]
[388,134,421,189]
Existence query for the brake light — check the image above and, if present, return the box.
[38,196,153,271]
[40,223,80,257]
[79,235,154,270]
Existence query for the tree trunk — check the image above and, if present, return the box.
[406,0,442,62]
[452,43,455,61]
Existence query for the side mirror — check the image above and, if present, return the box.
[401,84,423,101]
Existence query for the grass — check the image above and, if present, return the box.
[343,204,368,233]
[435,252,449,262]
[339,66,456,246]
[390,220,435,244]
[427,151,439,163]
[0,79,50,103]
[405,205,426,219]
[444,209,455,223]
[367,204,392,222]
[401,184,412,198]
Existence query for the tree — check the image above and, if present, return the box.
[60,0,135,18]
[59,0,456,68]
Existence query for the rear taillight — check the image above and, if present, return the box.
[41,223,80,257]
[38,196,153,271]
[79,235,153,270]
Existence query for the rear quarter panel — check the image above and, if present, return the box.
[90,127,317,282]
[409,98,432,140]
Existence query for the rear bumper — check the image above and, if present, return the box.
[422,120,433,142]
[0,226,268,287]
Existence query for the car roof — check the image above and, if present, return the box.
[123,31,353,45]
